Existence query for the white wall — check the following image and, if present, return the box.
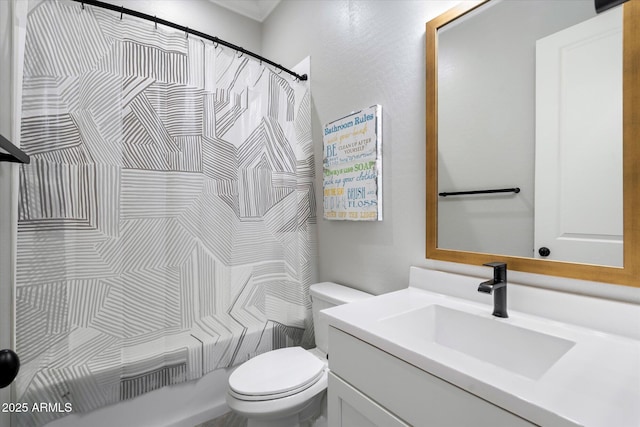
[0,1,25,425]
[262,0,459,296]
[261,0,640,302]
[0,0,14,424]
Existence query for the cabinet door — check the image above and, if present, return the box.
[328,373,409,427]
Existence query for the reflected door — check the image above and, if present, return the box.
[534,8,623,266]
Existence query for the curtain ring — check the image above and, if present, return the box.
[120,5,124,20]
[214,42,218,49]
[81,2,85,10]
[277,68,283,75]
[186,27,189,39]
[154,16,157,30]
[237,51,243,58]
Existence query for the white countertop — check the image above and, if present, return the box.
[323,285,640,427]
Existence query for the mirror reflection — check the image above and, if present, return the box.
[436,0,623,267]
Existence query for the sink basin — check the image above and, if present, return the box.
[378,304,575,380]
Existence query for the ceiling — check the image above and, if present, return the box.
[208,0,282,22]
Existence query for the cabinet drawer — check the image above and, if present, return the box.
[329,373,410,427]
[329,327,535,427]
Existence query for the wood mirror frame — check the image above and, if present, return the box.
[426,0,640,287]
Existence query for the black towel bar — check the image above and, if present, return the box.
[439,187,520,197]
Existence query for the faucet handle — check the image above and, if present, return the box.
[483,262,507,283]
[483,262,506,269]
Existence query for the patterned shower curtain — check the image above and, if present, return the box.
[14,1,315,426]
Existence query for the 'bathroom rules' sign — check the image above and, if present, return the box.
[323,105,382,221]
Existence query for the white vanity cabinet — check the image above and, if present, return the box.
[328,373,409,427]
[328,327,536,427]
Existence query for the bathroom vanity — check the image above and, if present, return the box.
[327,327,535,426]
[323,267,640,427]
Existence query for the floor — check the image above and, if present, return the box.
[196,411,327,427]
[195,411,247,427]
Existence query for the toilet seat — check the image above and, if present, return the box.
[228,347,326,402]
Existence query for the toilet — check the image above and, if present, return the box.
[226,282,372,427]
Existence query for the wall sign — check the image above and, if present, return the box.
[323,105,382,221]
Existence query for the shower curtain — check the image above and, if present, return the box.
[14,1,315,426]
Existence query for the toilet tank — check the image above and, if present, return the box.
[310,282,372,354]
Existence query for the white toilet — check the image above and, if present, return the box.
[226,282,372,427]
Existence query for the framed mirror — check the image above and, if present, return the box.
[426,0,639,287]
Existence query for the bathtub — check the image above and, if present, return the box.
[45,367,236,427]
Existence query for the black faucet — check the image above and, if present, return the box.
[478,262,508,318]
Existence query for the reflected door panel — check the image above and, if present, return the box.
[534,8,623,266]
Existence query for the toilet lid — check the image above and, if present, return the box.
[229,347,325,397]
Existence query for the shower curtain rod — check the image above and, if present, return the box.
[72,0,308,81]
